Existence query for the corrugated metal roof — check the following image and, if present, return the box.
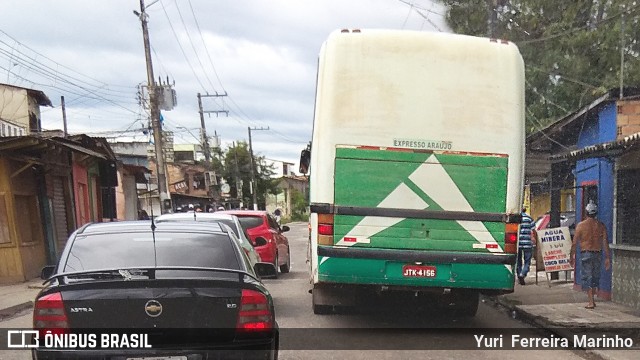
[550,132,640,161]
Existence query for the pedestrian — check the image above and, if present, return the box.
[570,201,611,309]
[187,204,195,213]
[516,207,534,285]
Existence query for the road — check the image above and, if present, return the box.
[1,222,595,359]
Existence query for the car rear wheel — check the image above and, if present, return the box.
[272,252,279,279]
[279,247,290,273]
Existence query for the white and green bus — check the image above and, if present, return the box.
[299,29,525,316]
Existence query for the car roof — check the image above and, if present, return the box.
[78,221,226,235]
[156,212,237,221]
[218,210,267,217]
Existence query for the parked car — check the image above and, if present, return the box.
[155,212,263,267]
[534,211,577,238]
[220,210,291,277]
[34,221,278,359]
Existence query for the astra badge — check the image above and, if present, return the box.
[144,300,163,317]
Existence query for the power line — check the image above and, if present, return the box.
[516,3,640,45]
[0,29,133,90]
[159,0,207,92]
[173,0,218,92]
[187,0,226,93]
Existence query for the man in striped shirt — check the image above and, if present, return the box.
[517,208,534,285]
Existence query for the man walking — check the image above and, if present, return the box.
[570,201,611,309]
[517,207,534,285]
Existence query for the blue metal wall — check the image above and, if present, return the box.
[574,103,616,297]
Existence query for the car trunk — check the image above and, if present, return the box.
[59,279,242,345]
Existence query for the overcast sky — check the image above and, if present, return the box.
[0,0,449,166]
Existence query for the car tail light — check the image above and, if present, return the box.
[504,222,519,254]
[236,289,272,331]
[317,214,334,245]
[33,292,69,334]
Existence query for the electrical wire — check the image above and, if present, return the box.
[173,0,218,93]
[159,0,207,92]
[516,3,640,46]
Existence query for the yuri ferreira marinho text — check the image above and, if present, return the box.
[474,334,634,349]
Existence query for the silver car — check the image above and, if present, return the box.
[155,212,263,267]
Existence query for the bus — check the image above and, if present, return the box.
[299,29,525,316]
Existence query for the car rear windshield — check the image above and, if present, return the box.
[63,231,240,272]
[162,218,240,237]
[237,216,264,230]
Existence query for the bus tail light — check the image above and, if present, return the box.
[504,223,519,254]
[318,214,334,245]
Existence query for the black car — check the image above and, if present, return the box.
[33,221,278,359]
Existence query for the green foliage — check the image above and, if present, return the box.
[438,0,640,132]
[221,141,279,208]
[290,188,308,219]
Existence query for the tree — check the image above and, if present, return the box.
[438,0,640,132]
[221,141,279,208]
[289,188,308,221]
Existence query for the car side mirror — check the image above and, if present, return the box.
[281,225,290,232]
[254,262,277,278]
[299,147,310,174]
[254,236,268,247]
[41,265,55,280]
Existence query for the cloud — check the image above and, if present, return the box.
[1,0,449,165]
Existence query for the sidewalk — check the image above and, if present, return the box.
[0,278,44,321]
[490,267,640,360]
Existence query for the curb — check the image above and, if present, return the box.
[0,301,34,321]
[488,295,639,360]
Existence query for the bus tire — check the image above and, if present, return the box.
[451,291,479,318]
[312,302,333,315]
[312,288,334,315]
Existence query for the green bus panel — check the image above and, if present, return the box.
[317,257,514,290]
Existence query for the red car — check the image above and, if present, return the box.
[220,210,291,277]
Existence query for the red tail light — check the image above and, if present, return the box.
[33,292,69,334]
[504,223,519,254]
[236,289,272,331]
[318,224,333,235]
[505,232,518,244]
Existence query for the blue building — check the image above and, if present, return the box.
[527,88,640,309]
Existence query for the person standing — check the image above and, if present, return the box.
[517,207,534,285]
[570,201,611,309]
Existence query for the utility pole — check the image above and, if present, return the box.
[248,126,269,210]
[61,96,68,137]
[232,141,243,209]
[136,0,170,213]
[197,93,210,162]
[197,92,228,163]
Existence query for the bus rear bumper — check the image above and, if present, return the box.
[315,246,516,293]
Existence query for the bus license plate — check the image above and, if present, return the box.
[402,265,436,278]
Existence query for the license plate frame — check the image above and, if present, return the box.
[402,264,437,278]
